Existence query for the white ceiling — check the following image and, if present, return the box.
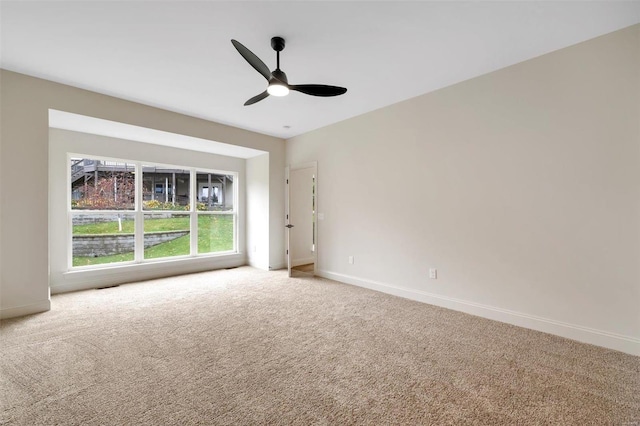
[2,1,639,139]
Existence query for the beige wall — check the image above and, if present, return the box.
[246,153,270,270]
[0,70,285,318]
[287,25,640,354]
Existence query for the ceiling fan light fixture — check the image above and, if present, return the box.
[267,81,289,97]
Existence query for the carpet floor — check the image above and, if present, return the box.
[1,267,638,425]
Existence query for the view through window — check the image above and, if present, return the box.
[70,156,237,268]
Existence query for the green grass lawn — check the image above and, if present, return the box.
[73,215,234,267]
[73,252,134,267]
[197,215,234,254]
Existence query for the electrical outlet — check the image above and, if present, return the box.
[348,256,354,264]
[253,245,257,253]
[429,268,437,279]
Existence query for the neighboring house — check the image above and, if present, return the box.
[70,158,233,210]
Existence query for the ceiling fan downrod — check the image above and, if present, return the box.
[271,36,285,70]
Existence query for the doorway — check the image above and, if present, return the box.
[286,163,317,278]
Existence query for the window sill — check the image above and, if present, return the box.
[54,252,246,294]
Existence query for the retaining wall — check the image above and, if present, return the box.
[73,230,188,257]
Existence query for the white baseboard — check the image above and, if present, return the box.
[248,259,270,271]
[269,262,287,270]
[317,270,640,356]
[292,257,314,267]
[0,299,51,319]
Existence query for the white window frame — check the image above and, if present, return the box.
[68,153,238,271]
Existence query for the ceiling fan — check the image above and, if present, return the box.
[231,36,347,106]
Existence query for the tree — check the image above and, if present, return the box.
[75,173,135,210]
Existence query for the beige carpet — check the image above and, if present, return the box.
[1,267,638,425]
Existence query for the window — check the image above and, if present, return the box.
[70,158,136,267]
[196,172,235,254]
[69,155,237,269]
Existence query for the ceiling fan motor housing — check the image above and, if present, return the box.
[271,69,288,84]
[271,36,285,52]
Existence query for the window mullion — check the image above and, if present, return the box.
[134,162,144,262]
[190,169,198,256]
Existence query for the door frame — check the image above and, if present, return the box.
[286,161,318,277]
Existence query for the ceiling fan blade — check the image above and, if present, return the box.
[231,39,271,81]
[289,84,347,97]
[244,91,269,106]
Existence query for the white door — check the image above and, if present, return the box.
[286,163,317,277]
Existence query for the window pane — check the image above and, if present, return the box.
[70,158,135,210]
[144,213,190,259]
[142,165,190,211]
[198,214,234,254]
[72,213,135,267]
[196,172,234,211]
